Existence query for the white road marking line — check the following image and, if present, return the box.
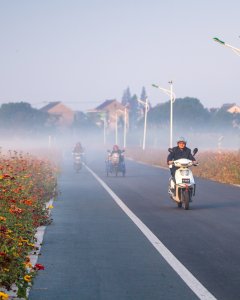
[85,164,217,300]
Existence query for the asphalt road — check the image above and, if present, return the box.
[29,151,240,300]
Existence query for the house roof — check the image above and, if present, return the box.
[222,103,235,109]
[95,99,116,110]
[40,101,61,112]
[227,104,240,113]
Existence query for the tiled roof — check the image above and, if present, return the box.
[40,101,61,112]
[95,99,116,110]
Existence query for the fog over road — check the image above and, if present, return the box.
[29,150,240,300]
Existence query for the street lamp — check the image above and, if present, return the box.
[115,109,126,146]
[115,107,128,148]
[86,110,107,145]
[97,111,107,145]
[213,37,240,56]
[123,106,127,148]
[115,110,118,145]
[137,98,150,150]
[103,116,107,145]
[152,81,176,148]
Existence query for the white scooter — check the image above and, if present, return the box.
[168,148,198,210]
[73,152,82,173]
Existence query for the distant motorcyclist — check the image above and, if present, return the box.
[167,137,196,178]
[110,145,124,162]
[73,142,84,155]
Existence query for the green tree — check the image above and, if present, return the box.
[121,87,131,106]
[73,111,101,131]
[0,102,49,135]
[128,94,140,130]
[148,97,210,130]
[209,104,238,132]
[140,86,147,101]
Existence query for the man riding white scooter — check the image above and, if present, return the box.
[167,137,197,195]
[72,142,85,172]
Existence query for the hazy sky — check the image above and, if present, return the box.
[0,0,239,111]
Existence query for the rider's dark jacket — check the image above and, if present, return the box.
[73,145,83,154]
[167,146,195,162]
[167,146,195,177]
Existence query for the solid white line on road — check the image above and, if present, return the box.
[85,164,217,300]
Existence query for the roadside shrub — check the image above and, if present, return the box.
[0,150,57,298]
[126,147,240,185]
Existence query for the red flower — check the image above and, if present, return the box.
[3,174,11,179]
[0,225,7,233]
[35,263,45,270]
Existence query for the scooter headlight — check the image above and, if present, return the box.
[180,169,190,176]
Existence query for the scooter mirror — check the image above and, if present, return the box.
[193,148,198,156]
[168,148,173,153]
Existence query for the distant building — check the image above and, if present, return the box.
[89,99,129,130]
[40,101,75,127]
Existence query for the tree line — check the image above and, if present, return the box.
[0,89,239,138]
[121,87,240,134]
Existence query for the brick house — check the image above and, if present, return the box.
[40,101,75,127]
[91,99,129,130]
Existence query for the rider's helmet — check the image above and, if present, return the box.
[177,137,187,145]
[113,144,119,151]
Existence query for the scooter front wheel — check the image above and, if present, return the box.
[182,190,189,210]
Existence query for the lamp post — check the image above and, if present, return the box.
[115,111,118,145]
[123,107,127,148]
[86,110,107,145]
[103,117,106,145]
[48,135,52,149]
[152,81,176,148]
[115,109,127,146]
[213,37,240,56]
[98,111,107,145]
[137,98,149,150]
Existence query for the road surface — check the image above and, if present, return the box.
[29,151,240,300]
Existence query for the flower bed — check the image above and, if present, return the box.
[126,147,240,185]
[0,150,57,299]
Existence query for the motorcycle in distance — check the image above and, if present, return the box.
[73,152,83,173]
[106,150,126,177]
[168,148,198,210]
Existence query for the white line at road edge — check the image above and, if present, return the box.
[85,164,217,300]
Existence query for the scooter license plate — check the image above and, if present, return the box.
[182,178,190,183]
